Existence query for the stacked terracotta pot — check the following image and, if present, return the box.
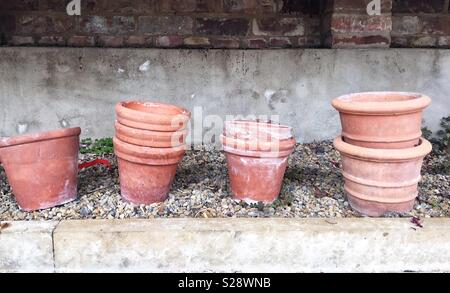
[332,92,432,216]
[114,101,191,205]
[221,120,296,203]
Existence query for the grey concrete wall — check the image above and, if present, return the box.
[0,47,449,143]
[1,219,450,273]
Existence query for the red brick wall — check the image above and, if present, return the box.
[0,0,449,48]
[326,0,393,48]
[0,0,325,48]
[392,0,450,47]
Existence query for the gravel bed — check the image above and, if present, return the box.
[1,140,449,220]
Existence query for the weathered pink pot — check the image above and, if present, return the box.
[0,128,81,211]
[115,101,191,132]
[113,136,185,205]
[115,121,187,148]
[332,92,431,149]
[334,136,432,217]
[221,120,296,204]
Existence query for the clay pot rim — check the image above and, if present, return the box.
[221,134,296,151]
[223,120,294,141]
[115,150,183,166]
[225,120,293,131]
[221,135,295,158]
[119,101,190,116]
[332,92,431,115]
[223,145,294,158]
[333,136,432,161]
[115,121,187,147]
[116,101,191,128]
[0,127,81,149]
[115,121,187,137]
[113,136,185,163]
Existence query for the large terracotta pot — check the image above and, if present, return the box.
[115,101,191,132]
[115,121,187,148]
[0,127,81,211]
[113,136,185,205]
[221,120,296,204]
[333,136,432,216]
[332,92,431,149]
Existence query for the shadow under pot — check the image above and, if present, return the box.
[0,127,81,211]
[333,136,432,217]
[115,101,191,132]
[221,130,296,204]
[113,136,186,205]
[332,92,431,149]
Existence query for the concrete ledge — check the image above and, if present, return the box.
[0,221,58,273]
[1,219,450,272]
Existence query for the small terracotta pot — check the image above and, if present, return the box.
[333,136,432,216]
[0,127,81,211]
[115,101,191,132]
[332,92,431,149]
[115,121,187,148]
[221,121,295,204]
[113,136,185,205]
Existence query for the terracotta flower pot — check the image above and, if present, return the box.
[332,92,431,149]
[115,101,191,132]
[113,136,186,205]
[221,121,296,204]
[115,121,187,148]
[0,127,81,211]
[333,136,432,216]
